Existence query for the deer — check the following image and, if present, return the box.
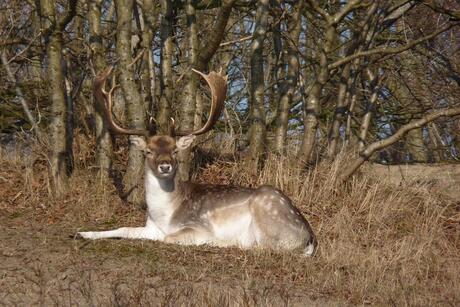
[77,67,317,256]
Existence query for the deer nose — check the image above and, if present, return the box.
[158,163,172,174]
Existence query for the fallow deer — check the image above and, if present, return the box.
[77,67,317,256]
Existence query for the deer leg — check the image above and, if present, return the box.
[77,225,164,240]
[164,227,212,245]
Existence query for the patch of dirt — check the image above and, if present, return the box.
[0,217,334,306]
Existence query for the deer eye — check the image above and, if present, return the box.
[172,148,179,156]
[145,150,154,158]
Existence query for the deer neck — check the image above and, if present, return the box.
[144,166,179,229]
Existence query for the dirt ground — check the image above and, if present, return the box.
[0,162,332,306]
[0,214,334,306]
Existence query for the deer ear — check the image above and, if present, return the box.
[129,136,147,151]
[176,135,196,151]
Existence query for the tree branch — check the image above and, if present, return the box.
[421,0,460,21]
[1,51,43,140]
[340,106,460,181]
[41,0,77,39]
[57,0,77,31]
[331,0,362,25]
[329,22,458,70]
[197,0,235,68]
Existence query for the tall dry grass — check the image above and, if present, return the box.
[1,134,459,305]
[196,145,459,305]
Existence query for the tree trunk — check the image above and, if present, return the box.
[358,68,380,151]
[157,0,174,134]
[140,0,157,130]
[248,0,269,168]
[115,0,146,205]
[89,0,113,181]
[327,63,351,157]
[265,5,282,138]
[178,0,200,181]
[345,90,357,145]
[427,123,442,162]
[178,0,234,180]
[298,25,335,162]
[48,32,70,196]
[40,0,76,196]
[273,1,302,152]
[405,127,427,162]
[29,8,43,89]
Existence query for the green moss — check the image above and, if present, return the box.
[8,211,22,219]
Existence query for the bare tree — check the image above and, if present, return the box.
[89,0,113,180]
[39,0,77,196]
[157,0,174,133]
[248,0,269,168]
[176,0,234,180]
[115,0,147,204]
[273,1,303,153]
[298,1,360,162]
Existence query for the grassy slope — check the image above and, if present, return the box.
[0,136,459,306]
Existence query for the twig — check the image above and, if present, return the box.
[1,51,43,140]
[220,35,252,47]
[7,31,42,64]
[127,49,145,68]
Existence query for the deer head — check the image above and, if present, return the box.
[93,67,227,180]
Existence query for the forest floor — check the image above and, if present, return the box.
[0,139,459,306]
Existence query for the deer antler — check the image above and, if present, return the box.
[94,67,226,137]
[93,66,147,136]
[174,69,228,136]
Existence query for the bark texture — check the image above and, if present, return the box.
[40,0,77,196]
[115,0,146,204]
[298,25,335,162]
[89,0,113,181]
[178,0,234,180]
[358,68,380,151]
[177,0,200,181]
[157,0,174,134]
[273,1,302,152]
[248,0,269,167]
[138,0,157,128]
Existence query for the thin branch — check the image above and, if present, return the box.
[306,0,362,25]
[1,51,43,140]
[421,0,460,21]
[127,49,145,67]
[329,22,458,70]
[384,0,417,23]
[305,0,331,22]
[7,31,42,64]
[331,0,362,25]
[220,35,252,47]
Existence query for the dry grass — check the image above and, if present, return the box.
[1,134,459,306]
